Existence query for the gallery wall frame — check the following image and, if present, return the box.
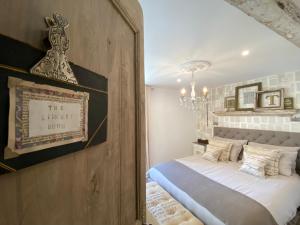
[0,34,108,174]
[235,82,262,111]
[256,89,284,110]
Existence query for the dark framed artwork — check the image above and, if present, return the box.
[284,97,294,109]
[224,96,235,111]
[256,89,284,110]
[235,82,262,111]
[0,34,108,174]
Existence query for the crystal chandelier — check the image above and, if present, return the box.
[179,60,210,112]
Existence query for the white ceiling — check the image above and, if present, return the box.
[140,0,300,89]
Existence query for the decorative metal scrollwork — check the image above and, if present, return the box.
[30,13,78,84]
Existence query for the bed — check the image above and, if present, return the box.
[147,127,300,225]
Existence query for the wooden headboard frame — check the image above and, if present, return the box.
[214,127,300,173]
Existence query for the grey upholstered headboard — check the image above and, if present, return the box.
[214,127,300,173]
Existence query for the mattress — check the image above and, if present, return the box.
[148,155,300,225]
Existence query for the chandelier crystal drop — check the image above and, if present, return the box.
[179,60,210,112]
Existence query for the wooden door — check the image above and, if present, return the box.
[0,1,145,225]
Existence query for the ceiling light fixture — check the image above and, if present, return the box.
[177,78,182,83]
[179,60,210,112]
[241,50,250,56]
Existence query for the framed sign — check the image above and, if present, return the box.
[235,82,262,111]
[6,78,89,158]
[0,34,108,173]
[256,89,284,110]
[224,96,235,111]
[284,97,294,109]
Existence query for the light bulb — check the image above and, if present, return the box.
[177,78,181,83]
[241,50,250,56]
[202,86,208,96]
[180,88,186,96]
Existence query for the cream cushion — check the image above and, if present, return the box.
[209,139,233,161]
[214,136,248,162]
[248,142,299,176]
[202,144,224,162]
[244,145,281,176]
[240,151,267,178]
[146,182,204,225]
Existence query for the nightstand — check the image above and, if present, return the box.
[192,142,207,155]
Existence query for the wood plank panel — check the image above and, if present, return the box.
[0,0,145,224]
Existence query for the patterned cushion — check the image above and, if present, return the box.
[248,142,299,176]
[240,151,267,178]
[209,139,233,161]
[214,136,248,162]
[202,144,224,162]
[244,145,281,176]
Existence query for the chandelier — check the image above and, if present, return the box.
[179,60,211,112]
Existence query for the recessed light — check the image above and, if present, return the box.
[177,78,182,83]
[241,50,250,56]
[286,33,294,39]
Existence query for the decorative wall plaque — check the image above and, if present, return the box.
[30,13,78,84]
[224,96,236,112]
[6,77,89,158]
[284,97,294,109]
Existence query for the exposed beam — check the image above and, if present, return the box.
[225,0,300,48]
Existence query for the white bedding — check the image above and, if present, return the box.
[148,155,300,225]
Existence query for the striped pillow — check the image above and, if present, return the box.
[243,145,281,176]
[240,151,267,178]
[202,144,224,162]
[209,140,233,162]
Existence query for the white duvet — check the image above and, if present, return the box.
[148,155,300,225]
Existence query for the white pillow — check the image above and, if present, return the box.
[214,136,248,162]
[202,145,224,162]
[248,142,299,176]
[209,139,232,162]
[240,151,267,178]
[244,145,281,176]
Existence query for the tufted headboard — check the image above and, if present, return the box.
[214,127,300,173]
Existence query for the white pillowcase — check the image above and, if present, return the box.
[209,139,233,161]
[213,136,248,162]
[202,144,224,162]
[240,150,267,178]
[248,142,299,176]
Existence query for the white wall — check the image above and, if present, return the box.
[148,87,197,166]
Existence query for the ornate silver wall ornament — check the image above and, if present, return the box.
[30,13,78,84]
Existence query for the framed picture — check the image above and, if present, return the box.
[235,82,262,111]
[284,97,294,109]
[256,89,284,110]
[224,96,235,111]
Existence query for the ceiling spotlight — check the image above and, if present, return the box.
[241,50,250,56]
[286,33,294,39]
[177,78,181,83]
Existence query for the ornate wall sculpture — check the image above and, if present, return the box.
[225,0,300,48]
[30,13,78,84]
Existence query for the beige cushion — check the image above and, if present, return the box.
[240,151,267,178]
[202,144,224,162]
[248,142,299,176]
[214,136,248,162]
[209,139,233,161]
[244,145,281,176]
[146,182,204,225]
